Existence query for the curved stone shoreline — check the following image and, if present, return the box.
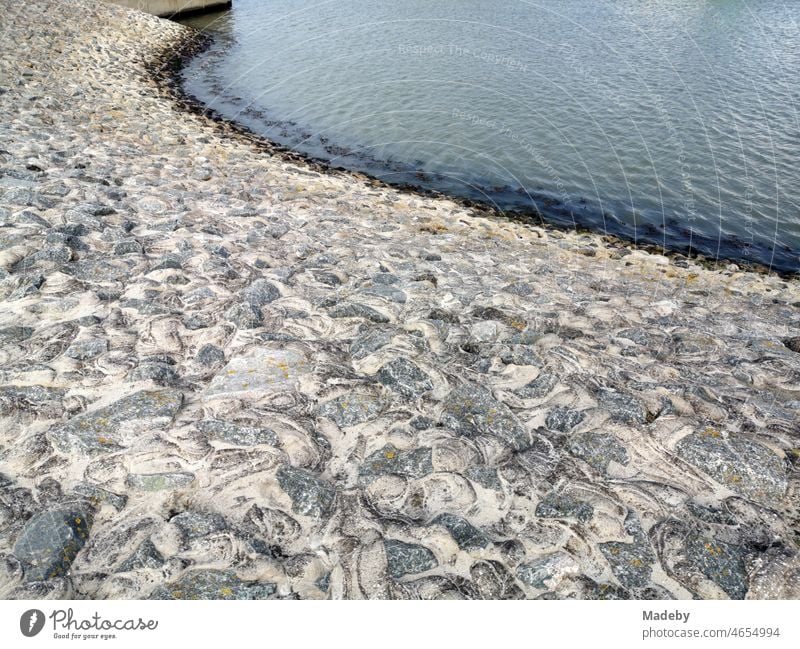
[1,0,799,600]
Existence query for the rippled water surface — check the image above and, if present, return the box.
[180,0,800,271]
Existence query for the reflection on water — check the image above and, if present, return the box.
[179,0,800,272]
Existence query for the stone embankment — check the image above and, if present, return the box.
[0,0,798,600]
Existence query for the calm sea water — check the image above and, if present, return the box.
[180,0,800,272]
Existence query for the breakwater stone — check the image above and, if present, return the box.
[206,348,309,398]
[675,429,787,505]
[277,466,336,518]
[47,389,183,455]
[0,0,798,601]
[441,385,529,451]
[148,570,277,600]
[13,506,93,581]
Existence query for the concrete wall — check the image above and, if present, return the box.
[110,1,231,18]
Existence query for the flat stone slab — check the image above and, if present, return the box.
[205,348,309,398]
[317,392,382,428]
[360,444,433,481]
[441,385,530,451]
[197,419,278,447]
[675,429,787,505]
[276,466,336,518]
[384,539,438,579]
[125,472,196,491]
[47,389,183,455]
[148,570,277,600]
[13,506,93,581]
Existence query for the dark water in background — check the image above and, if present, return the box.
[180,0,800,272]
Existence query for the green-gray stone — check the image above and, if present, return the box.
[384,539,438,579]
[545,406,585,432]
[516,553,578,589]
[376,358,433,398]
[535,492,594,523]
[433,513,489,550]
[206,348,309,397]
[13,506,93,581]
[67,258,130,282]
[118,539,164,571]
[441,385,529,451]
[72,483,127,511]
[596,388,648,424]
[318,393,382,427]
[329,302,389,323]
[277,466,336,518]
[567,432,628,473]
[148,570,277,600]
[675,429,787,505]
[686,534,748,599]
[171,511,227,540]
[360,444,433,481]
[464,466,502,490]
[198,419,278,447]
[47,389,183,455]
[599,540,654,589]
[0,385,66,416]
[241,278,280,306]
[126,472,195,491]
[350,327,394,360]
